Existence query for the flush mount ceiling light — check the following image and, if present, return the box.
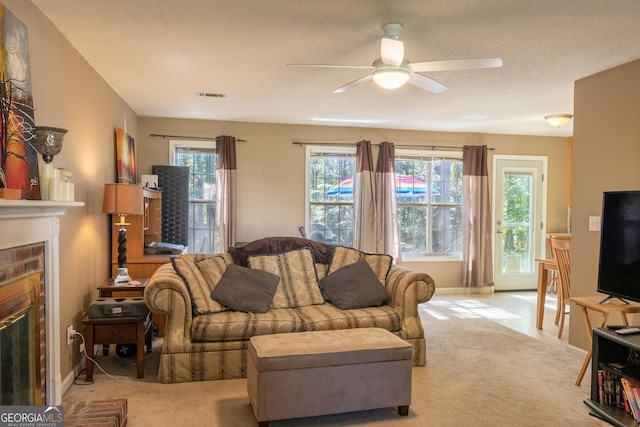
[544,114,573,127]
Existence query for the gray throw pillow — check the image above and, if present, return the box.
[210,264,280,313]
[319,259,390,310]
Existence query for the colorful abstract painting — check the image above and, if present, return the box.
[0,4,39,198]
[115,127,136,184]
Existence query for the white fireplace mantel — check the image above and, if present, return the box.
[0,199,84,405]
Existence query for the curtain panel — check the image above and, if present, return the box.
[353,140,377,252]
[375,142,401,263]
[213,135,237,253]
[462,145,494,287]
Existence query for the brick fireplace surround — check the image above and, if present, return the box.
[0,200,83,405]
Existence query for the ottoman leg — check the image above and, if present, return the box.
[398,405,409,416]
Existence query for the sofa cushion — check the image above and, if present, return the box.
[295,303,402,334]
[248,248,325,308]
[171,257,228,315]
[319,260,390,309]
[328,246,393,285]
[191,308,304,341]
[195,253,234,290]
[210,264,280,313]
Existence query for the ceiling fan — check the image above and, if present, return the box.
[289,23,503,94]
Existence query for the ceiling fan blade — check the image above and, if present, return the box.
[288,64,373,70]
[381,38,404,66]
[333,74,373,93]
[410,58,503,72]
[408,73,448,93]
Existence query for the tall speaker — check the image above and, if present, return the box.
[152,165,189,247]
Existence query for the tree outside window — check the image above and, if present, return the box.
[308,151,355,246]
[306,147,463,258]
[396,156,462,257]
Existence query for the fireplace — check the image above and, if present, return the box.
[0,200,83,405]
[0,272,43,405]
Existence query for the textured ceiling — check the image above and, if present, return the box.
[31,0,640,137]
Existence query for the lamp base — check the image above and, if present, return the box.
[115,267,131,284]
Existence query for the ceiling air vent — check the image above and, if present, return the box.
[196,92,225,98]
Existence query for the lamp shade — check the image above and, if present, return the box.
[102,183,143,215]
[372,67,410,89]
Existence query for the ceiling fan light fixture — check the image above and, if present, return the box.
[372,67,410,89]
[544,114,573,127]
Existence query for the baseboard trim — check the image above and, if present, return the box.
[435,285,495,295]
[566,342,588,359]
[61,358,85,397]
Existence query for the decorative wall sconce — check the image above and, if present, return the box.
[544,114,573,128]
[33,126,68,200]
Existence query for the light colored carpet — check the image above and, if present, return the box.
[62,315,607,426]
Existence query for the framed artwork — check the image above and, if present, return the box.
[0,4,39,199]
[115,127,136,184]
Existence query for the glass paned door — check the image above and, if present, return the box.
[493,157,546,290]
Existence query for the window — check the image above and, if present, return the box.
[305,146,463,259]
[395,152,463,258]
[170,140,216,253]
[306,146,355,246]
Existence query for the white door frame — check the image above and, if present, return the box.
[492,155,548,290]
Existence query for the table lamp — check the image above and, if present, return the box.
[102,183,143,283]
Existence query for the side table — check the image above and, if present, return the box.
[96,278,150,356]
[567,295,640,386]
[82,314,152,381]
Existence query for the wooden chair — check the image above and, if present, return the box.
[550,236,571,338]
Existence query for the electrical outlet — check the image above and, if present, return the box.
[589,216,601,232]
[66,325,75,346]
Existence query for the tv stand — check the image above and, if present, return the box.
[585,327,640,425]
[599,295,630,305]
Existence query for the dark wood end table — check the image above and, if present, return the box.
[82,313,152,381]
[83,277,153,381]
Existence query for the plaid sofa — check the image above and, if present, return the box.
[144,237,435,384]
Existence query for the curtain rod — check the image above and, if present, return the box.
[292,141,494,150]
[150,133,247,142]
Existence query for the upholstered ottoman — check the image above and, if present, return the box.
[247,328,412,426]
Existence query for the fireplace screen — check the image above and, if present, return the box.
[0,306,36,404]
[0,274,42,405]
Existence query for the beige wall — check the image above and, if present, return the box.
[139,118,571,287]
[9,0,573,385]
[6,1,138,382]
[570,58,640,350]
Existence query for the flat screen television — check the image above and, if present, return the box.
[597,190,640,303]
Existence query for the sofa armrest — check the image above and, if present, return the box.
[385,265,435,339]
[144,263,194,352]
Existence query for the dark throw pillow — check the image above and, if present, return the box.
[210,264,280,313]
[319,259,390,310]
